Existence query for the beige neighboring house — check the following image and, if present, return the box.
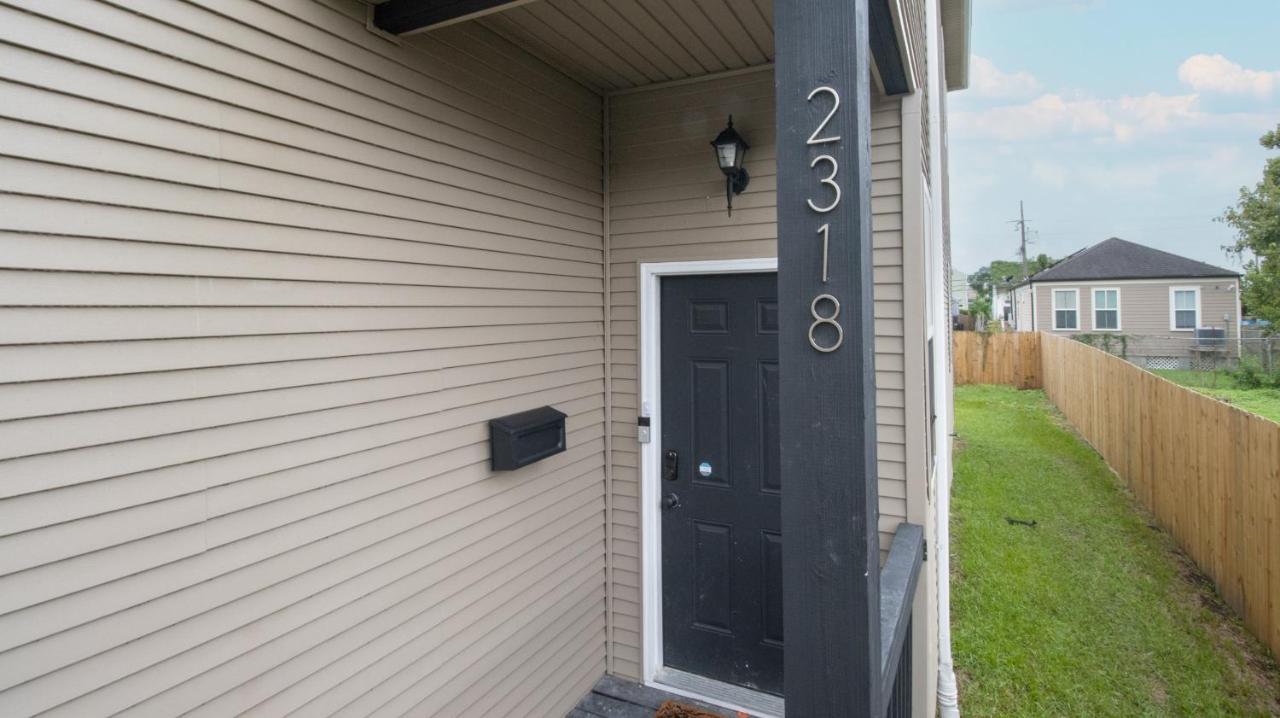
[0,1,972,716]
[1012,238,1242,369]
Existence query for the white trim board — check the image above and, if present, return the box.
[656,668,783,718]
[637,257,779,715]
[1235,278,1244,356]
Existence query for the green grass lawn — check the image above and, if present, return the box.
[1150,370,1280,424]
[952,385,1279,717]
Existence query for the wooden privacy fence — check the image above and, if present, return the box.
[1040,334,1280,655]
[952,331,1042,389]
[959,331,1280,657]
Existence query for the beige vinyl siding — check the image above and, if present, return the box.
[0,1,606,717]
[605,69,908,679]
[1034,279,1240,357]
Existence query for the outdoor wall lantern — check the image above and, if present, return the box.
[711,115,750,216]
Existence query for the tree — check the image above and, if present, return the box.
[1222,123,1280,332]
[968,258,1053,296]
[968,265,994,296]
[968,293,992,322]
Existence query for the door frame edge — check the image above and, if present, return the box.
[637,257,778,687]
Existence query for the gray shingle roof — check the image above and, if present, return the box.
[1029,237,1238,283]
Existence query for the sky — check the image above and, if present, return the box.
[949,0,1280,276]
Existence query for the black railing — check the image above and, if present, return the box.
[884,619,913,717]
[879,522,924,717]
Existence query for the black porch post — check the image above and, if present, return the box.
[774,0,880,715]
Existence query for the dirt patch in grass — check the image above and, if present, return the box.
[1148,675,1169,709]
[1177,553,1280,707]
[1178,561,1229,616]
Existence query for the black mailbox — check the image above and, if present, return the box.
[489,406,567,471]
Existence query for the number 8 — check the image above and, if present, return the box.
[807,155,840,213]
[808,294,844,352]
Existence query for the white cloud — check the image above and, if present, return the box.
[969,56,1041,98]
[1030,160,1068,189]
[952,92,1204,142]
[1178,54,1280,98]
[1021,145,1251,193]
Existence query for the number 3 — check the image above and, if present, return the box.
[807,155,840,213]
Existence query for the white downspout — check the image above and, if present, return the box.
[926,0,960,716]
[934,446,960,718]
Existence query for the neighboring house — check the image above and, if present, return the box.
[1012,238,1241,369]
[951,269,970,315]
[1012,281,1034,330]
[0,2,970,718]
[992,284,1014,327]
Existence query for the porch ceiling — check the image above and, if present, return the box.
[372,1,916,96]
[478,0,774,93]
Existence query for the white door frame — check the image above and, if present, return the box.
[637,258,779,712]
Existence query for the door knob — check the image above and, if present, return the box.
[662,492,681,510]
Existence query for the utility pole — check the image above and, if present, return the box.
[1006,201,1032,331]
[1014,200,1030,280]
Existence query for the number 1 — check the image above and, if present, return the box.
[817,223,829,282]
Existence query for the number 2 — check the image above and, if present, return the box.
[806,86,841,145]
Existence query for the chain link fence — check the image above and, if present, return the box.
[1062,329,1277,373]
[1241,330,1279,372]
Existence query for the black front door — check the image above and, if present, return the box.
[660,272,782,696]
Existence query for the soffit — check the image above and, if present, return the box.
[939,0,970,89]
[478,0,774,93]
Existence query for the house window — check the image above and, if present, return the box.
[1170,287,1200,331]
[1093,289,1120,330]
[1052,289,1078,330]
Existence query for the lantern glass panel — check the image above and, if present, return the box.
[716,143,738,171]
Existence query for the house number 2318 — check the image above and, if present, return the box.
[806,86,844,353]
